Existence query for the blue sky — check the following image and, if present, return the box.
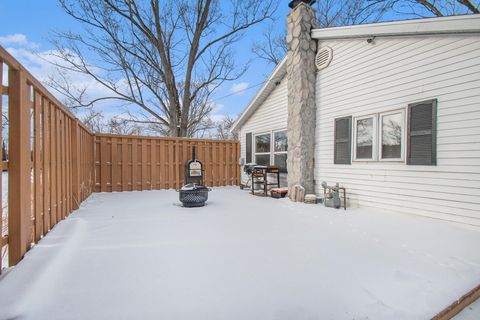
[0,0,292,123]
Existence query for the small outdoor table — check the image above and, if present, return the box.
[251,165,281,196]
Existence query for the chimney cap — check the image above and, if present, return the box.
[288,0,316,9]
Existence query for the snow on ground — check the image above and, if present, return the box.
[0,187,479,320]
[454,297,480,320]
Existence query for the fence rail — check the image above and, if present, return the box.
[0,47,240,270]
[94,134,240,192]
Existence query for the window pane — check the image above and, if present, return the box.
[356,118,373,159]
[274,154,287,172]
[382,113,402,159]
[274,131,288,152]
[255,154,270,166]
[255,134,271,153]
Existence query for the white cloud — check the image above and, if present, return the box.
[0,33,38,48]
[229,82,249,95]
[2,34,127,113]
[5,46,114,105]
[210,114,227,122]
[0,34,28,46]
[208,100,224,113]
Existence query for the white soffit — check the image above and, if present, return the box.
[312,14,480,40]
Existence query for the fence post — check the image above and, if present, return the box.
[8,68,32,266]
[71,120,81,209]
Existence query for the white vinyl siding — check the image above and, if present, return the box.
[239,77,288,183]
[315,34,480,226]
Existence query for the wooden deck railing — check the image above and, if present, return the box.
[0,47,240,270]
[0,47,96,268]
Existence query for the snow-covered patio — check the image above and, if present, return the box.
[0,187,479,320]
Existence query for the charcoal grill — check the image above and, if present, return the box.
[178,145,211,207]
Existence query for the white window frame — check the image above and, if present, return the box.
[273,130,288,171]
[353,114,377,161]
[253,129,288,167]
[254,132,272,165]
[379,109,406,162]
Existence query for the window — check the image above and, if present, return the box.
[354,115,376,160]
[352,110,406,162]
[274,130,288,172]
[335,102,436,165]
[254,133,271,166]
[253,130,288,171]
[380,110,404,160]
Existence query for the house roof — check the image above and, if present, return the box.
[231,15,480,133]
[312,14,480,40]
[231,57,287,133]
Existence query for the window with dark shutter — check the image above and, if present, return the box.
[407,99,437,165]
[334,116,352,164]
[246,132,252,163]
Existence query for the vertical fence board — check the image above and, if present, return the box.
[0,60,3,270]
[33,91,42,241]
[141,140,147,190]
[132,139,138,190]
[67,119,72,214]
[111,138,118,192]
[49,103,56,227]
[8,68,32,265]
[56,109,62,221]
[151,140,157,190]
[122,138,128,192]
[100,136,109,192]
[71,120,80,209]
[159,140,165,189]
[61,113,67,219]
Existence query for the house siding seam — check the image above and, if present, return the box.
[314,35,480,226]
[239,77,289,183]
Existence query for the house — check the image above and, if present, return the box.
[231,3,480,227]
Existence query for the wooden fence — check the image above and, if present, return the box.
[0,47,240,270]
[0,47,96,268]
[95,134,240,192]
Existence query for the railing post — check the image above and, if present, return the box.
[71,120,81,209]
[8,67,32,265]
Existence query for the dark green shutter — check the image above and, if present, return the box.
[246,132,252,163]
[334,116,352,164]
[407,99,437,165]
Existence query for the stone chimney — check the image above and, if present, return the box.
[286,1,317,198]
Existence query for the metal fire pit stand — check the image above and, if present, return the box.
[178,145,211,207]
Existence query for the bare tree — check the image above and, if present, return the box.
[368,0,479,17]
[252,24,287,65]
[81,109,145,134]
[316,0,387,27]
[212,115,238,140]
[48,0,276,137]
[81,109,106,133]
[252,0,388,65]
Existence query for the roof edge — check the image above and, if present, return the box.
[312,14,480,40]
[231,57,287,133]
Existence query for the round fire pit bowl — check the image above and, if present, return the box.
[178,184,211,207]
